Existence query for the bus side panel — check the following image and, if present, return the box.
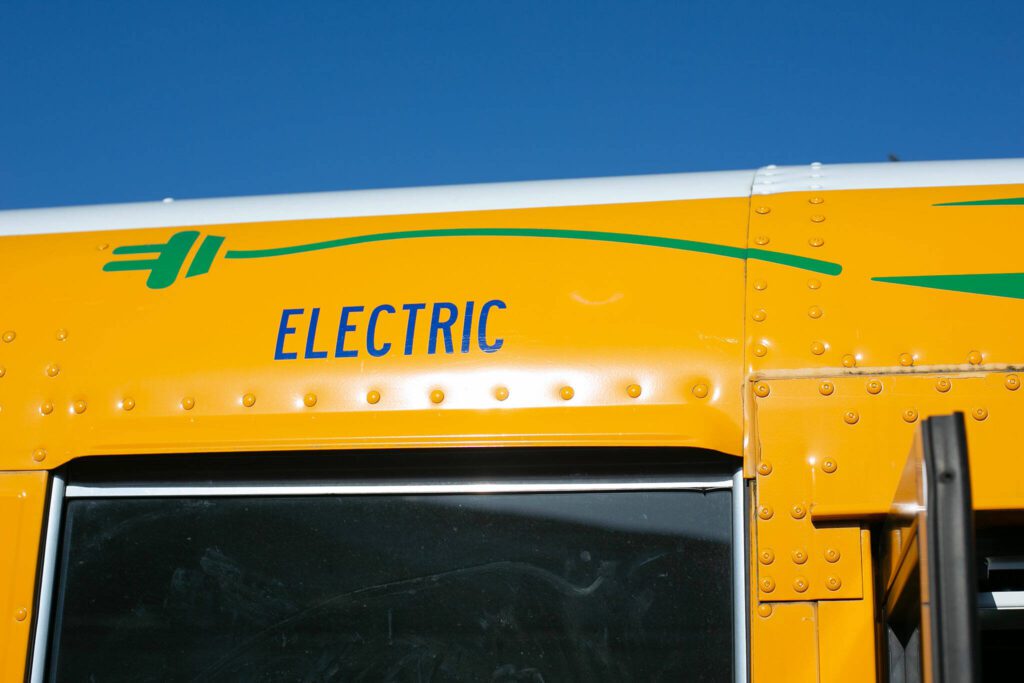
[0,472,47,681]
[818,529,878,682]
[751,601,818,683]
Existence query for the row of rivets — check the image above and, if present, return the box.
[25,382,719,416]
[36,401,90,415]
[759,576,841,594]
[2,330,69,342]
[758,547,837,565]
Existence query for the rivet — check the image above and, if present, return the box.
[818,381,835,396]
[755,206,771,215]
[843,410,860,425]
[808,197,824,205]
[627,384,642,398]
[303,393,318,407]
[560,386,575,401]
[753,279,767,291]
[757,603,773,618]
[973,407,989,421]
[824,548,841,563]
[122,397,135,411]
[495,387,510,401]
[430,389,445,404]
[1007,375,1021,391]
[366,390,381,405]
[793,577,809,593]
[753,344,768,358]
[808,236,825,247]
[181,397,195,411]
[757,505,774,520]
[936,378,951,393]
[841,354,857,368]
[15,608,28,622]
[821,458,837,474]
[759,548,775,565]
[73,400,87,414]
[898,353,914,367]
[757,460,773,476]
[791,548,808,564]
[56,329,68,342]
[807,279,821,290]
[753,382,770,398]
[752,309,767,322]
[2,331,15,343]
[32,448,46,462]
[903,408,918,423]
[97,243,109,250]
[808,305,823,319]
[754,235,770,245]
[45,364,60,378]
[790,504,807,520]
[826,576,842,591]
[968,350,983,365]
[0,366,5,378]
[242,393,256,408]
[40,401,54,416]
[810,341,826,356]
[692,383,709,399]
[760,577,776,593]
[866,379,882,395]
[810,215,826,223]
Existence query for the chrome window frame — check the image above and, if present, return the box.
[32,468,747,683]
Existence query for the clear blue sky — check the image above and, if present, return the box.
[2,1,1021,210]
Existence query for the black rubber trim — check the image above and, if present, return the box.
[922,412,979,683]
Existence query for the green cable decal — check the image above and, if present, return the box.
[104,227,842,289]
[872,273,1024,300]
[223,227,843,275]
[933,197,1024,206]
[872,196,1024,299]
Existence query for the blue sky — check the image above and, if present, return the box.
[1,1,1021,209]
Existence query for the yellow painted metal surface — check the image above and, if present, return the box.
[746,185,1024,374]
[817,530,878,683]
[0,472,47,682]
[2,177,1024,681]
[751,601,818,683]
[0,199,747,469]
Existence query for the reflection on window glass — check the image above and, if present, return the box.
[51,491,733,681]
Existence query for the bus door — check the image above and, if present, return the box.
[881,413,979,683]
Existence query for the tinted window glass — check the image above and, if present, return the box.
[50,491,732,681]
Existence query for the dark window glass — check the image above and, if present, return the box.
[50,491,733,682]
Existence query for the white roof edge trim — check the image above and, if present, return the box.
[753,158,1024,195]
[0,170,755,237]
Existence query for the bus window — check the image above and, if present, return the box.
[41,456,740,682]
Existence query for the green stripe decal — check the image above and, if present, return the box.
[934,197,1024,206]
[224,228,843,276]
[872,273,1024,300]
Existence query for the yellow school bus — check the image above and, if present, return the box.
[1,159,1021,681]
